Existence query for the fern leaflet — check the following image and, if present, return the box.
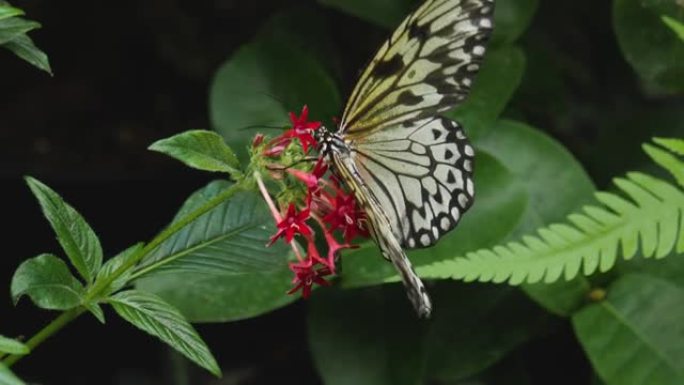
[414,138,684,285]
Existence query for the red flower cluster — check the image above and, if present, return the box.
[255,106,368,298]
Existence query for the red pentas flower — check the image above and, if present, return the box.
[269,203,313,245]
[256,106,369,300]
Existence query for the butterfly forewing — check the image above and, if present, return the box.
[339,0,494,137]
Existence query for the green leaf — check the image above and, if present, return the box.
[341,150,528,288]
[0,5,23,21]
[210,21,340,161]
[447,45,526,140]
[643,142,684,187]
[613,0,684,91]
[654,137,684,156]
[0,17,39,45]
[85,302,105,324]
[3,34,51,74]
[308,286,426,385]
[490,0,539,46]
[423,283,548,382]
[135,180,296,322]
[11,254,84,310]
[573,274,684,385]
[416,155,684,288]
[0,364,25,385]
[96,243,143,294]
[148,130,241,178]
[316,0,415,29]
[662,15,684,42]
[25,177,103,283]
[308,283,547,385]
[109,290,221,377]
[0,336,28,355]
[462,120,596,316]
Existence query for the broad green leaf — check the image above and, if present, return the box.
[136,269,295,323]
[11,254,84,310]
[308,283,547,385]
[316,0,415,29]
[308,286,426,385]
[0,364,25,385]
[149,130,241,178]
[0,335,28,355]
[109,290,221,377]
[448,45,526,140]
[210,23,340,161]
[136,181,289,276]
[0,5,23,21]
[25,177,103,283]
[3,34,51,74]
[96,243,144,294]
[0,17,39,45]
[662,15,684,42]
[490,0,539,46]
[614,0,684,91]
[423,283,548,382]
[475,120,595,316]
[573,274,684,385]
[135,180,296,322]
[341,150,528,288]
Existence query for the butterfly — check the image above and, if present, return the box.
[317,0,494,317]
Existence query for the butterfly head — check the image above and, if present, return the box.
[315,126,346,159]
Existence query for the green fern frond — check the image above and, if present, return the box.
[416,138,684,285]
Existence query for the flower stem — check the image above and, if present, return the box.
[2,180,247,367]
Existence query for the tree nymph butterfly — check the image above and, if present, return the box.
[317,0,494,317]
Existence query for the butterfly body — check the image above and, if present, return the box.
[319,0,494,316]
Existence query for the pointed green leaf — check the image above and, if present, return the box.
[0,6,23,21]
[96,243,144,294]
[11,254,84,310]
[25,177,103,283]
[3,34,51,75]
[85,302,105,324]
[135,181,296,322]
[0,336,28,355]
[0,17,39,45]
[573,274,684,385]
[109,290,221,377]
[0,363,25,385]
[643,143,684,187]
[654,137,684,156]
[149,130,241,177]
[662,15,684,42]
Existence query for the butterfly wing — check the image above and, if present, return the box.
[339,0,494,137]
[332,151,432,317]
[351,116,474,249]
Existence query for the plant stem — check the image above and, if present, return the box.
[2,180,246,367]
[3,307,86,367]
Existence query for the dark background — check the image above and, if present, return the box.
[1,0,676,384]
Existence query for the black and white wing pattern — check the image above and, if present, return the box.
[339,0,494,137]
[326,0,493,317]
[351,116,474,249]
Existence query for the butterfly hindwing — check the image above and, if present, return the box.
[351,116,474,249]
[339,0,494,136]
